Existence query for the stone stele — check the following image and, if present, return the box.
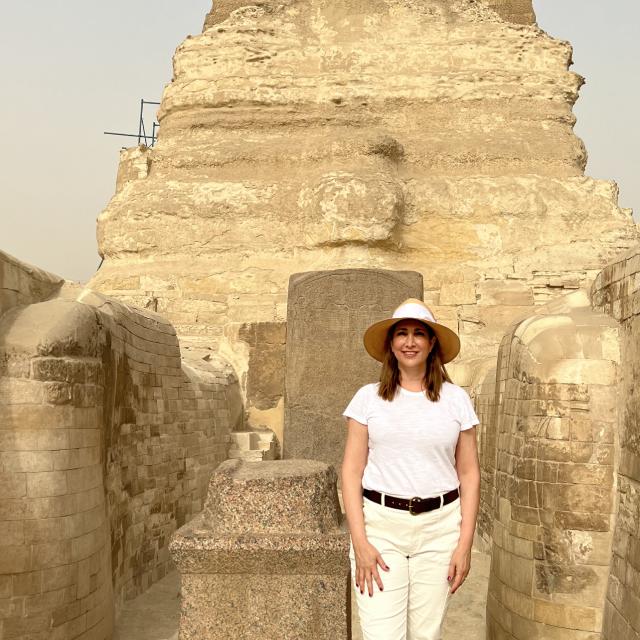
[169,459,350,640]
[283,269,423,473]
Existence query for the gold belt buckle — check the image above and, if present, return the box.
[408,497,420,515]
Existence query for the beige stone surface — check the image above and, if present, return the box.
[89,0,638,438]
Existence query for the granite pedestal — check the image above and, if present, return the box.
[170,459,351,639]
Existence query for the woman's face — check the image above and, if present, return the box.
[390,320,436,370]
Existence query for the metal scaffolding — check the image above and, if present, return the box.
[104,99,161,147]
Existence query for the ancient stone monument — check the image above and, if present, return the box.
[480,292,620,638]
[284,269,423,472]
[170,459,350,639]
[89,0,637,438]
[1,1,640,639]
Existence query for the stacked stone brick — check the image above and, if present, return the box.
[0,288,239,639]
[592,246,640,640]
[479,292,621,638]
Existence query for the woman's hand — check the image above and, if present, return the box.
[448,544,471,594]
[353,540,389,597]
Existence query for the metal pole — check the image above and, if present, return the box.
[138,98,144,145]
[104,131,148,139]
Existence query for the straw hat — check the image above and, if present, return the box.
[363,298,460,364]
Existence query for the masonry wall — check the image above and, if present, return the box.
[592,246,640,640]
[0,292,240,639]
[0,250,64,318]
[485,295,620,639]
[469,359,499,548]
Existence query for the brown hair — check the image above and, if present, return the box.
[378,322,452,402]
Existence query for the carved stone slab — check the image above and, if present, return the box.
[284,269,423,473]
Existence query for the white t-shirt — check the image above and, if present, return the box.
[343,382,479,499]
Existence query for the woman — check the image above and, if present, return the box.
[341,298,480,640]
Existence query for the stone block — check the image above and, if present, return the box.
[41,565,77,592]
[67,465,102,494]
[171,459,350,639]
[477,280,534,306]
[0,472,27,498]
[0,430,39,451]
[0,521,24,547]
[12,571,42,596]
[0,404,75,430]
[23,517,68,544]
[26,471,68,498]
[44,382,74,405]
[0,378,44,405]
[30,540,72,567]
[283,269,422,473]
[2,611,51,637]
[533,599,599,632]
[1,450,55,473]
[439,282,477,306]
[0,546,30,573]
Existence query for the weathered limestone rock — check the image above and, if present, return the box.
[0,291,241,639]
[283,269,423,473]
[170,459,350,640]
[592,247,640,640]
[89,0,638,437]
[484,291,620,639]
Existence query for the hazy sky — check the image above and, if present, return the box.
[1,1,637,283]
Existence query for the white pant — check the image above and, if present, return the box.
[349,496,462,640]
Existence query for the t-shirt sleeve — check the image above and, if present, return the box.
[343,385,371,426]
[456,387,480,431]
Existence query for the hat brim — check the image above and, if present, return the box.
[363,317,461,364]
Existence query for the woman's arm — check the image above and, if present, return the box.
[448,426,480,594]
[341,418,389,596]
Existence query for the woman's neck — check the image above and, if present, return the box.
[399,366,425,392]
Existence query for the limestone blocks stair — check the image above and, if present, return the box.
[227,429,277,461]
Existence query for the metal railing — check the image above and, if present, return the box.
[104,99,161,147]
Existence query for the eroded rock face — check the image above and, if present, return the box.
[91,0,637,426]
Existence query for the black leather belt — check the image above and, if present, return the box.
[363,488,459,515]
